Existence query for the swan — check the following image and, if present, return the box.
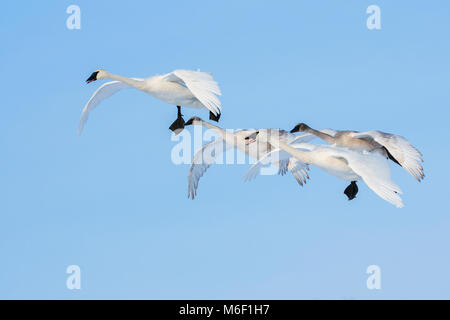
[246,130,404,208]
[184,117,313,199]
[78,69,222,135]
[290,123,424,182]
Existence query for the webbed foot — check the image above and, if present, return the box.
[344,181,358,200]
[169,106,185,135]
[209,111,221,122]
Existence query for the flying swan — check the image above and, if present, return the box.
[290,123,424,182]
[78,69,222,135]
[246,130,404,208]
[184,117,313,199]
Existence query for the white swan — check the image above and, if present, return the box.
[184,117,313,199]
[247,130,404,208]
[290,123,424,182]
[78,69,222,135]
[243,129,337,182]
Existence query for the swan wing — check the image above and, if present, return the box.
[278,158,290,176]
[290,129,338,144]
[288,158,310,186]
[188,139,230,199]
[78,78,144,135]
[244,149,291,182]
[337,150,404,208]
[290,132,317,144]
[244,148,310,186]
[169,70,222,116]
[350,131,424,181]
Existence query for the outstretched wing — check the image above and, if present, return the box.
[188,139,230,199]
[78,78,144,135]
[244,148,310,186]
[338,150,404,208]
[244,148,292,182]
[350,131,424,181]
[169,70,222,116]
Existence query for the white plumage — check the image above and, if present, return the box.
[185,119,312,199]
[349,130,424,181]
[290,123,424,182]
[78,69,222,135]
[250,130,404,208]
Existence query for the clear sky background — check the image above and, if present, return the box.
[1,0,449,299]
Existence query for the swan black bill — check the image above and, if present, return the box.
[344,181,358,200]
[290,125,300,133]
[86,71,99,84]
[245,131,259,141]
[290,123,308,133]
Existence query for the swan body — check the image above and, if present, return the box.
[291,123,424,181]
[79,69,222,135]
[250,130,404,208]
[185,118,312,199]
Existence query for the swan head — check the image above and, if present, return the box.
[245,129,282,147]
[242,130,259,145]
[290,123,310,133]
[185,117,203,126]
[244,131,259,144]
[86,69,109,83]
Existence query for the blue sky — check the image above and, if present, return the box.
[1,0,449,299]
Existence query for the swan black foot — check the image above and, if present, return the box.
[209,111,221,122]
[169,106,185,135]
[344,181,358,200]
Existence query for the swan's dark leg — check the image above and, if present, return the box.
[169,106,185,135]
[209,111,221,122]
[344,181,359,200]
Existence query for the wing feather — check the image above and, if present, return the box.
[339,150,404,208]
[78,78,144,135]
[351,131,424,181]
[288,158,310,186]
[243,148,310,186]
[171,70,222,116]
[188,139,229,199]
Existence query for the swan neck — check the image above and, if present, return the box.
[307,128,335,144]
[201,121,226,135]
[108,73,144,90]
[200,121,236,144]
[276,140,313,164]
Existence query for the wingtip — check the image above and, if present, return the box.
[187,188,196,200]
[77,122,84,136]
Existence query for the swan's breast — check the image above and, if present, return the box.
[146,80,197,106]
[313,154,359,181]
